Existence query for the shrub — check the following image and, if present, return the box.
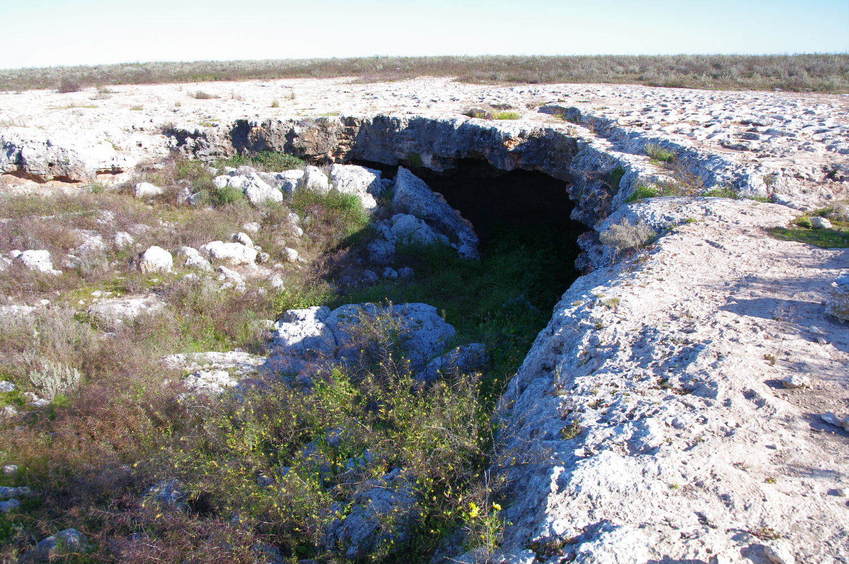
[190,90,218,99]
[645,143,676,163]
[626,184,660,202]
[26,358,81,401]
[6,55,847,93]
[794,216,813,228]
[607,166,626,189]
[599,219,657,251]
[703,187,739,198]
[209,185,245,207]
[57,77,81,93]
[492,111,521,120]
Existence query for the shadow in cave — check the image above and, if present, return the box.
[360,157,586,264]
[341,158,588,396]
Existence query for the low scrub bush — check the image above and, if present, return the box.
[5,55,848,93]
[645,143,676,164]
[599,218,658,251]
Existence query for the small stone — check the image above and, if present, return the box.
[398,267,414,279]
[811,216,832,229]
[0,381,15,393]
[283,247,300,263]
[781,374,810,389]
[232,232,254,248]
[2,465,18,475]
[762,543,795,564]
[0,499,20,513]
[16,250,61,275]
[113,231,135,248]
[242,222,261,234]
[138,246,173,273]
[134,181,165,198]
[820,412,849,432]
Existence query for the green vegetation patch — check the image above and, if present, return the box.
[492,111,521,120]
[645,143,676,164]
[340,226,578,401]
[770,217,849,248]
[216,151,305,172]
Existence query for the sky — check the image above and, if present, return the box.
[0,0,847,69]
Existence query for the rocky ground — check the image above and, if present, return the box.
[0,77,847,562]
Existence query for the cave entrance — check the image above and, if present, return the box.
[346,158,585,397]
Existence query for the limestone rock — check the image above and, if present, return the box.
[810,216,832,229]
[174,246,212,271]
[200,241,258,265]
[143,479,187,511]
[183,369,238,395]
[16,250,61,275]
[419,343,488,382]
[781,374,811,389]
[87,294,166,330]
[300,165,330,193]
[215,169,283,205]
[329,164,381,209]
[323,469,418,560]
[242,221,261,234]
[389,213,449,246]
[134,181,164,198]
[19,528,89,563]
[270,306,336,362]
[826,272,849,322]
[138,245,173,273]
[258,169,303,195]
[113,231,135,249]
[391,167,479,259]
[231,231,254,248]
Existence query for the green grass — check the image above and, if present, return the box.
[703,187,739,198]
[291,188,369,238]
[770,217,849,248]
[492,111,521,120]
[215,151,305,172]
[338,226,578,402]
[626,184,662,202]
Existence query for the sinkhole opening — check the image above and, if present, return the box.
[342,157,586,395]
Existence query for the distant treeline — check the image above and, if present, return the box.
[1,54,848,92]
